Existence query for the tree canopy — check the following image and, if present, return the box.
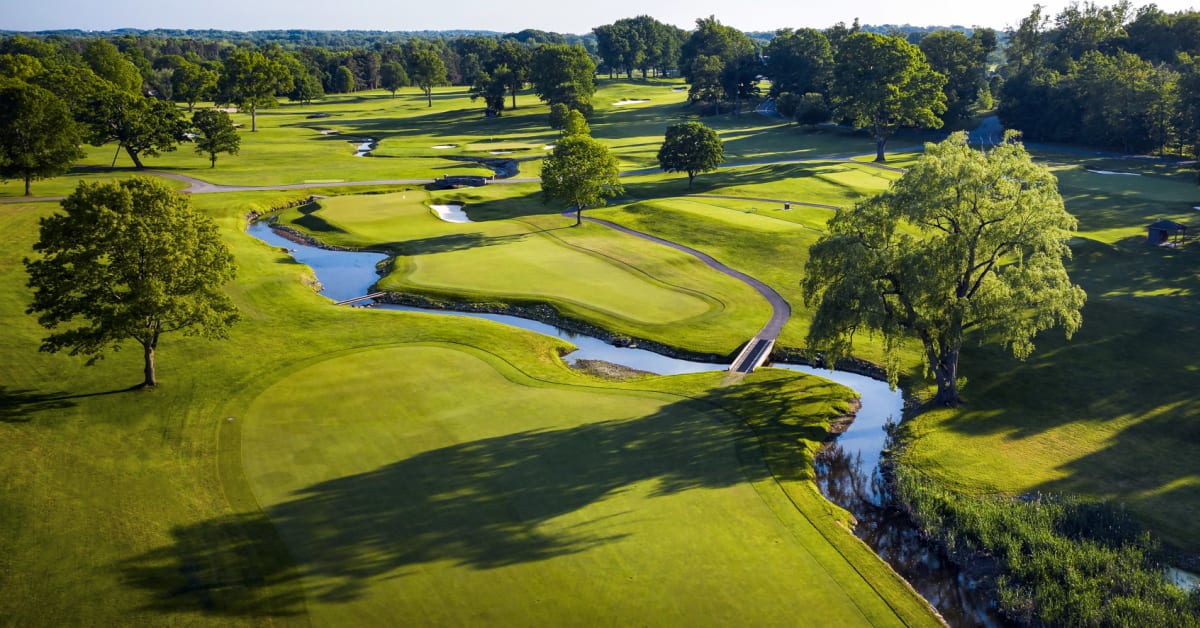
[216,49,291,132]
[541,127,622,226]
[831,32,947,162]
[380,60,408,98]
[25,177,240,387]
[191,108,240,167]
[530,44,596,114]
[657,121,724,187]
[77,86,186,169]
[0,80,85,196]
[802,132,1086,406]
[408,47,446,107]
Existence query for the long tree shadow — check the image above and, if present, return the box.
[0,386,75,422]
[114,374,845,617]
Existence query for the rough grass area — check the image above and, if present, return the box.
[894,468,1200,626]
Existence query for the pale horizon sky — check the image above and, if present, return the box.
[3,0,1199,35]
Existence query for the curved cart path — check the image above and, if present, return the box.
[572,212,791,372]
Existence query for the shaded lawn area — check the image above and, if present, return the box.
[133,344,936,626]
[899,157,1200,554]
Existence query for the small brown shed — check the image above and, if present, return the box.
[1147,219,1187,246]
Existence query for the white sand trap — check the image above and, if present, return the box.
[1086,169,1141,176]
[432,144,458,149]
[490,150,514,155]
[672,87,687,92]
[320,129,340,135]
[431,204,471,223]
[613,99,650,106]
[544,144,556,150]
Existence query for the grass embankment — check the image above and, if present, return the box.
[0,193,939,625]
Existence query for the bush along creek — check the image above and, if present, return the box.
[248,215,1197,626]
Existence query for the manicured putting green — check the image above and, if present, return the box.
[241,345,909,626]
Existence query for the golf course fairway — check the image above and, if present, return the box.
[240,345,928,626]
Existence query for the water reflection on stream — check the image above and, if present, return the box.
[248,220,1009,625]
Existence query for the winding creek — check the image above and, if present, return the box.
[248,218,1014,626]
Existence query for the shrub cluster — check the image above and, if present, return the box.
[893,469,1200,626]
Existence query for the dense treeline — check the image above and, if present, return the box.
[8,3,1200,182]
[1000,2,1200,155]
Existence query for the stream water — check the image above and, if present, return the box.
[248,220,1013,625]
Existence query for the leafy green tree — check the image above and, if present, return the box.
[548,102,569,130]
[920,30,988,121]
[491,40,531,110]
[765,28,833,97]
[561,109,590,137]
[657,121,723,187]
[191,108,240,168]
[0,53,45,82]
[333,65,355,93]
[216,49,291,132]
[380,60,408,98]
[170,59,216,111]
[82,40,142,93]
[0,81,84,196]
[688,54,724,114]
[289,71,324,104]
[802,132,1086,406]
[469,66,509,115]
[530,44,596,113]
[795,92,832,125]
[78,87,186,169]
[542,135,622,226]
[831,32,947,162]
[25,177,239,388]
[408,47,446,107]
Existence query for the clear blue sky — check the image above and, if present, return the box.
[3,0,1197,34]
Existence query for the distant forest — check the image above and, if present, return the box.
[6,4,1200,157]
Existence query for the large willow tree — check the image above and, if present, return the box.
[802,132,1086,406]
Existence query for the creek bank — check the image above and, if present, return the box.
[438,155,520,178]
[375,291,732,364]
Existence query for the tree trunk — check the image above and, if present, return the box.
[931,345,962,406]
[427,88,432,107]
[251,104,258,132]
[24,175,31,196]
[874,116,887,162]
[142,341,157,387]
[125,145,145,169]
[575,204,583,226]
[687,171,695,188]
[210,153,217,168]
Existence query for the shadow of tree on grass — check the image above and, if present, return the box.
[114,374,847,618]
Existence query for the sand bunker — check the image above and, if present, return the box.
[320,129,340,135]
[431,204,471,223]
[432,144,458,149]
[1086,169,1140,176]
[613,99,650,106]
[489,150,514,155]
[544,144,556,150]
